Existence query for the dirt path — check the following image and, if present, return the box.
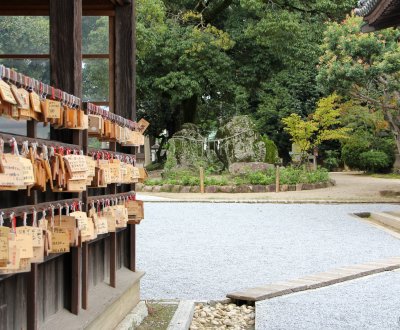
[138,172,400,203]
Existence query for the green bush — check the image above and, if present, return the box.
[359,151,390,173]
[342,138,369,169]
[262,136,279,164]
[323,150,340,171]
[205,176,229,186]
[144,178,163,186]
[305,168,329,183]
[246,171,275,185]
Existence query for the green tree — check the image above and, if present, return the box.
[282,94,351,165]
[317,15,400,152]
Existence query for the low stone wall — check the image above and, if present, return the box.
[136,180,336,193]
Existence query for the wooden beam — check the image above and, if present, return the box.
[114,1,136,121]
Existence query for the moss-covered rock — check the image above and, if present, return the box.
[165,123,205,171]
[216,115,266,168]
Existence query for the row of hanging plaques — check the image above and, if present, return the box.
[0,65,149,145]
[0,197,144,275]
[0,138,147,192]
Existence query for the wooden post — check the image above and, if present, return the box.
[115,2,136,121]
[70,246,81,315]
[275,166,280,193]
[110,232,117,288]
[81,242,89,310]
[27,263,38,330]
[129,224,136,272]
[200,167,205,193]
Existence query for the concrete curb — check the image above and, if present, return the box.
[227,257,400,303]
[139,199,400,204]
[167,300,196,330]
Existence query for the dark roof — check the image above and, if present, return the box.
[355,0,400,31]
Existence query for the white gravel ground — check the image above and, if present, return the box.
[136,203,400,300]
[256,269,400,330]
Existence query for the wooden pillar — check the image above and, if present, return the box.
[49,0,83,315]
[110,232,117,288]
[129,224,136,272]
[81,242,89,310]
[115,1,136,121]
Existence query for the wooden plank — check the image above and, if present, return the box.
[167,300,195,330]
[27,264,39,330]
[82,242,89,310]
[114,1,136,120]
[110,232,117,288]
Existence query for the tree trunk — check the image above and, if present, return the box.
[182,94,198,124]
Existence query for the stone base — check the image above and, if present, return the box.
[42,269,145,330]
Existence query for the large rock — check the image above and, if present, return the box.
[216,116,266,168]
[228,162,274,175]
[165,123,204,171]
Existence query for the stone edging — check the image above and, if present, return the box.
[137,179,336,193]
[226,257,400,303]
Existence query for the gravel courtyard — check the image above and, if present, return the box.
[256,270,400,330]
[136,203,400,300]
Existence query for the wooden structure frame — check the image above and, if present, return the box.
[0,1,141,329]
[355,0,400,31]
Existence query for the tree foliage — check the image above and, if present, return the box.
[317,15,400,152]
[282,94,351,160]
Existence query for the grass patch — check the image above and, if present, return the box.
[370,173,400,179]
[135,302,178,330]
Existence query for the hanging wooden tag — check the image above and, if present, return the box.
[30,91,41,113]
[10,84,25,107]
[50,228,70,253]
[137,118,150,134]
[20,157,36,186]
[63,155,88,174]
[98,160,111,184]
[88,115,102,135]
[0,227,10,263]
[46,100,61,119]
[70,211,91,240]
[126,200,144,222]
[94,214,108,235]
[109,159,121,183]
[0,240,20,272]
[103,206,116,233]
[0,154,25,188]
[112,205,128,228]
[15,232,34,259]
[55,215,79,246]
[0,80,17,104]
[17,225,45,263]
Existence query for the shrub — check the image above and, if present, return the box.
[205,176,229,186]
[305,168,329,183]
[246,171,275,185]
[342,138,369,169]
[262,136,279,164]
[359,151,390,173]
[145,178,163,186]
[323,150,340,171]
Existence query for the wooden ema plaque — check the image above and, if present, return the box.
[50,228,70,253]
[88,115,102,135]
[0,154,25,188]
[52,215,79,246]
[109,159,121,183]
[126,200,144,224]
[70,211,91,242]
[0,80,17,105]
[0,227,10,263]
[137,118,150,134]
[112,205,128,228]
[46,100,61,119]
[102,206,116,233]
[29,91,41,113]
